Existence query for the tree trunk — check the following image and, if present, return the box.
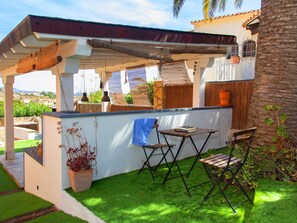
[248,0,297,146]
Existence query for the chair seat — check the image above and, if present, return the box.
[200,154,241,168]
[144,143,175,149]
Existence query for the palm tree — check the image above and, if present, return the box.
[173,0,243,19]
[173,0,297,146]
[247,0,297,146]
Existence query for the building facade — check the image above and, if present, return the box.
[191,10,260,82]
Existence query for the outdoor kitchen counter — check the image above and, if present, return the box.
[43,105,232,119]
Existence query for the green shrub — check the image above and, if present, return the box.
[124,93,133,104]
[0,100,51,117]
[236,104,296,189]
[257,104,296,182]
[88,90,102,103]
[147,81,154,105]
[40,91,56,99]
[0,101,4,117]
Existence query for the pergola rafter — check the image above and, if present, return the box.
[0,15,237,160]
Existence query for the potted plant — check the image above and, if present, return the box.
[230,55,240,64]
[219,89,231,106]
[58,122,97,192]
[37,141,43,158]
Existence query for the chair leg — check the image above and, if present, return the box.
[216,178,237,214]
[204,168,227,201]
[231,171,253,203]
[137,148,149,173]
[202,164,217,200]
[222,166,253,204]
[138,148,156,180]
[203,165,237,213]
[139,146,175,180]
[162,147,175,170]
[155,148,170,170]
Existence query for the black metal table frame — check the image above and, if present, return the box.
[160,129,216,197]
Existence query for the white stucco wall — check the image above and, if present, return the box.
[193,15,258,45]
[24,116,63,203]
[192,13,258,82]
[24,107,232,219]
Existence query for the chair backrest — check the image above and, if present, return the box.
[153,119,161,144]
[229,127,257,165]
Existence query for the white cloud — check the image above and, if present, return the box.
[77,0,171,27]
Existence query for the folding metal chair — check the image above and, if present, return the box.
[200,127,256,213]
[137,119,175,180]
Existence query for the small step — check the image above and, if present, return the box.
[0,188,23,196]
[0,205,57,223]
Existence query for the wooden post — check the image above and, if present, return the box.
[154,80,163,109]
[2,76,15,160]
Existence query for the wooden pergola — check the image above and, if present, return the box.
[0,15,236,160]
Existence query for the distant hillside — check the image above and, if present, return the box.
[0,87,38,94]
[1,87,83,96]
[13,88,38,94]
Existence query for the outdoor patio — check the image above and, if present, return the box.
[66,152,296,223]
[68,154,253,223]
[0,13,296,223]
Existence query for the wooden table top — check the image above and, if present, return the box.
[159,128,217,138]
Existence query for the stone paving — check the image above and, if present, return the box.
[0,152,24,188]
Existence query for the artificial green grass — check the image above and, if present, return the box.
[0,165,18,192]
[27,211,88,223]
[0,139,41,155]
[0,191,52,221]
[69,154,254,223]
[247,179,297,223]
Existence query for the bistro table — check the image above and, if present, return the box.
[159,127,217,197]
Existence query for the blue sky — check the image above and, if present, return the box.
[0,0,261,92]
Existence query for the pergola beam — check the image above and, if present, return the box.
[171,48,226,54]
[87,39,173,63]
[95,59,158,73]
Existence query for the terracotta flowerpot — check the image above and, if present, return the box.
[68,168,93,192]
[231,56,240,64]
[37,147,43,157]
[219,90,231,106]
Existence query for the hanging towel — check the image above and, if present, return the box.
[132,118,156,146]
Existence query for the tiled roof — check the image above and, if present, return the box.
[242,10,261,28]
[191,9,260,24]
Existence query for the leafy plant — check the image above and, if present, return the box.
[0,102,3,117]
[260,104,296,181]
[40,91,56,99]
[88,90,102,103]
[147,80,154,105]
[57,121,97,172]
[0,100,51,117]
[237,104,296,189]
[124,93,133,104]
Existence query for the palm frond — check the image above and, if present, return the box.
[204,0,243,20]
[235,0,243,9]
[203,0,211,20]
[218,0,227,12]
[173,0,186,18]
